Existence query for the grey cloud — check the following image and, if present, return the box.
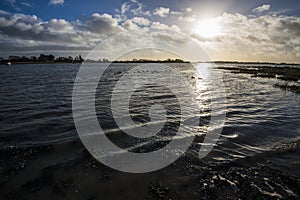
[191,34,223,42]
[85,13,121,34]
[0,12,122,45]
[0,12,116,53]
[279,19,300,36]
[1,7,299,63]
[0,15,75,43]
[150,31,186,44]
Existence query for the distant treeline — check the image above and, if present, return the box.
[0,55,189,64]
[112,58,188,63]
[1,55,299,66]
[84,58,188,63]
[0,54,84,64]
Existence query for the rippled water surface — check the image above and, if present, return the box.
[0,63,299,199]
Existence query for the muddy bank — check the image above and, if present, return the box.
[1,143,299,200]
[218,66,300,94]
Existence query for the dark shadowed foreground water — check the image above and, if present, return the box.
[0,63,299,199]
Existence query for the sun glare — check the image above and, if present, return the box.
[194,18,222,38]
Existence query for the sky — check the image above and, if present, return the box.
[0,0,300,63]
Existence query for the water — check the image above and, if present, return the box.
[0,63,299,199]
[0,64,78,146]
[210,66,300,175]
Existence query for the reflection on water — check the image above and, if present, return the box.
[0,63,300,198]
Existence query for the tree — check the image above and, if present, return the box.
[31,56,38,62]
[38,54,55,62]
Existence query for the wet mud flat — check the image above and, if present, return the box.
[0,141,299,200]
[218,66,300,94]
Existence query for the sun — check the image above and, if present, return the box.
[193,18,222,38]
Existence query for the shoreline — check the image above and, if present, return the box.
[218,65,300,94]
[1,61,300,66]
[1,142,299,199]
[0,62,83,65]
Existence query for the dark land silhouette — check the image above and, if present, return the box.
[0,54,84,65]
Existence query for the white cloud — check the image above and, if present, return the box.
[0,16,14,26]
[117,1,150,18]
[131,17,150,26]
[144,11,151,16]
[122,19,139,30]
[186,8,192,12]
[1,7,300,63]
[151,22,180,32]
[0,11,122,53]
[121,2,130,15]
[170,11,182,16]
[20,2,32,7]
[154,7,170,17]
[192,12,300,62]
[49,0,64,5]
[0,10,10,15]
[178,15,195,22]
[252,4,271,13]
[47,19,73,32]
[130,2,142,15]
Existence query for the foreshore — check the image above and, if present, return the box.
[218,65,300,94]
[1,141,299,200]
